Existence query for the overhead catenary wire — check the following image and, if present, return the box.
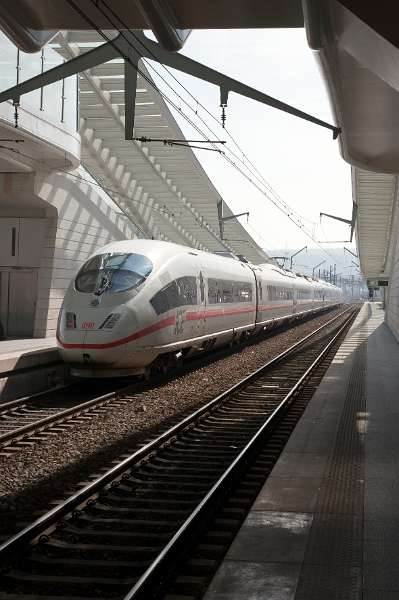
[132,136,226,152]
[89,0,280,186]
[64,0,347,267]
[90,0,318,231]
[80,0,317,238]
[64,0,240,252]
[0,144,169,230]
[90,0,344,265]
[0,143,231,250]
[143,51,319,228]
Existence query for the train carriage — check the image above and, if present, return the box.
[57,240,343,377]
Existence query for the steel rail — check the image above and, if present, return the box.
[124,306,358,599]
[0,304,341,451]
[0,382,136,448]
[0,383,73,413]
[0,305,356,563]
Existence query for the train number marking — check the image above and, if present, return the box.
[82,321,95,329]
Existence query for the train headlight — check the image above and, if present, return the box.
[99,313,121,329]
[66,312,77,329]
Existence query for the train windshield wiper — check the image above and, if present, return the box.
[94,273,112,296]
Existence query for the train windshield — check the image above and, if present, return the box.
[75,253,153,294]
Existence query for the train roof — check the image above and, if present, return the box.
[90,240,341,292]
[257,262,340,290]
[89,239,254,272]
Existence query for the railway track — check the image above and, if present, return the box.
[0,305,359,600]
[0,305,341,457]
[0,382,135,456]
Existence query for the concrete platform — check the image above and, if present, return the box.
[0,337,66,402]
[0,337,58,371]
[205,302,398,600]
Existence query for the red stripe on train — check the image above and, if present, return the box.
[185,306,255,320]
[57,315,176,349]
[57,302,296,351]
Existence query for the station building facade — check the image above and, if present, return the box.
[0,31,141,339]
[0,31,267,340]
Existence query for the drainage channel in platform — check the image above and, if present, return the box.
[203,302,384,600]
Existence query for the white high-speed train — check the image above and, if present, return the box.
[57,240,343,377]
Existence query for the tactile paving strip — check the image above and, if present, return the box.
[295,337,367,600]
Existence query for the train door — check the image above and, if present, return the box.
[253,270,261,326]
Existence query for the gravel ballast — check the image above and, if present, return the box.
[0,307,346,537]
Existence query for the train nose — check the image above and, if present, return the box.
[57,308,124,364]
[57,329,125,371]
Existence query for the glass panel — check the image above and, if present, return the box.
[19,47,42,111]
[0,33,18,92]
[40,47,64,122]
[237,283,252,302]
[176,276,197,305]
[0,32,78,130]
[62,73,78,130]
[150,276,198,315]
[208,279,253,304]
[75,253,153,294]
[221,281,233,303]
[208,278,219,304]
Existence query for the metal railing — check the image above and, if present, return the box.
[0,31,78,131]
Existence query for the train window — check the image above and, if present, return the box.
[232,282,241,303]
[222,281,233,303]
[151,281,178,314]
[150,276,198,315]
[237,283,252,302]
[208,279,220,303]
[267,285,292,301]
[177,276,198,305]
[297,289,311,300]
[208,279,252,304]
[75,253,153,294]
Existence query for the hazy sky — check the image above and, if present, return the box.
[148,28,357,273]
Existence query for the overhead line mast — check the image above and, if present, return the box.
[0,1,344,265]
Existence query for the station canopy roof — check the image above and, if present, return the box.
[54,31,269,264]
[2,2,303,33]
[353,168,397,280]
[303,2,399,283]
